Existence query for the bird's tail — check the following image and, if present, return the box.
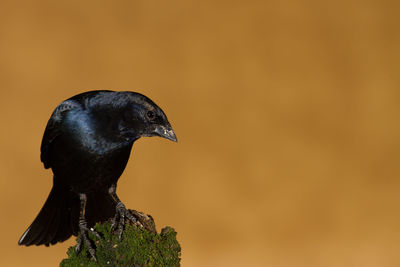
[18,185,80,246]
[18,185,117,246]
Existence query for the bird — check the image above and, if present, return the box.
[18,90,177,260]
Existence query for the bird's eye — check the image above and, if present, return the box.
[146,110,155,120]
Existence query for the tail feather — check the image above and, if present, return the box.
[50,200,73,245]
[40,202,61,245]
[86,190,116,227]
[19,185,117,246]
[18,186,78,246]
[29,205,56,245]
[52,193,78,244]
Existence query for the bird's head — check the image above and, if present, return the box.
[114,92,177,143]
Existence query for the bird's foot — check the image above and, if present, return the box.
[110,201,137,240]
[75,218,101,262]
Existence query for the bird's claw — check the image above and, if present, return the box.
[76,218,99,262]
[110,202,137,240]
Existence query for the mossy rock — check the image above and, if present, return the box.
[60,212,181,267]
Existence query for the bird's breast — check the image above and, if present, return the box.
[52,111,134,192]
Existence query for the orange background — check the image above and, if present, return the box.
[1,1,399,266]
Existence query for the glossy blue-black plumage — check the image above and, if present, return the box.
[19,90,176,246]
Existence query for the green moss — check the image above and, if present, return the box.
[60,221,181,267]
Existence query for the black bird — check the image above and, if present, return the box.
[18,90,177,260]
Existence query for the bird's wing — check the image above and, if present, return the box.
[40,99,81,169]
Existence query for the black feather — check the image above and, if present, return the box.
[19,90,176,247]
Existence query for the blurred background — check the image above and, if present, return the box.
[0,0,399,266]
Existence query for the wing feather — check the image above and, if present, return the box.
[40,100,80,168]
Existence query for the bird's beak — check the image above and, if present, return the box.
[154,124,177,142]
